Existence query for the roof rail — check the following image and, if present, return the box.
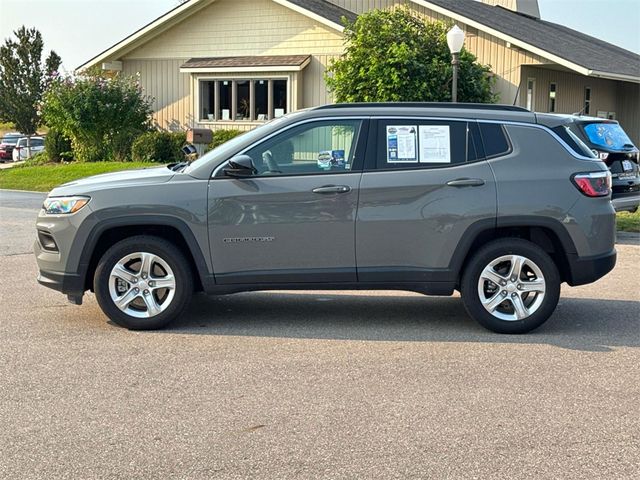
[314,102,530,112]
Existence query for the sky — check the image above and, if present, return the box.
[0,0,639,73]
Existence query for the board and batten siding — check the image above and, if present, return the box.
[121,0,344,130]
[520,66,618,116]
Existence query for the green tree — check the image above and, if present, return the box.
[42,70,153,162]
[0,26,61,150]
[325,7,496,103]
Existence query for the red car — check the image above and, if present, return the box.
[0,133,22,162]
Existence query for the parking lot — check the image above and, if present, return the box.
[1,189,639,479]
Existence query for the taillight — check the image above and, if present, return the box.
[572,171,611,197]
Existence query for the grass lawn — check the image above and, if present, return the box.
[616,210,640,233]
[0,161,156,192]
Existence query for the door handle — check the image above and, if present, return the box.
[446,178,485,187]
[312,185,351,194]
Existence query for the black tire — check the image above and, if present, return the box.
[94,235,193,330]
[461,238,561,334]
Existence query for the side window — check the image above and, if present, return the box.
[376,120,470,170]
[244,120,362,176]
[479,123,511,158]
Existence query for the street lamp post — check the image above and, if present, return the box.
[447,25,465,103]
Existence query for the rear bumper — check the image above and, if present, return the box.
[566,249,617,286]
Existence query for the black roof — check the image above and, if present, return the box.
[288,0,357,26]
[425,0,640,78]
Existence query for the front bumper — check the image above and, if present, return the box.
[37,268,85,295]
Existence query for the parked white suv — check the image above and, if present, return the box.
[12,136,45,161]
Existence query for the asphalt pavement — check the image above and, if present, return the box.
[0,189,639,479]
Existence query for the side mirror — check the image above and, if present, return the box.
[224,154,257,178]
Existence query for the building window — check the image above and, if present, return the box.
[273,80,287,118]
[584,87,591,115]
[199,78,289,122]
[220,81,232,120]
[254,80,268,120]
[526,78,536,111]
[548,82,557,113]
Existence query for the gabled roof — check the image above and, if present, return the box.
[412,0,640,82]
[77,0,355,72]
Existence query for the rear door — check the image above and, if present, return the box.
[208,118,367,284]
[356,118,497,283]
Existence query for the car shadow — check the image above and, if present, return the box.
[159,291,640,352]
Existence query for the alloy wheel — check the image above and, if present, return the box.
[477,254,546,321]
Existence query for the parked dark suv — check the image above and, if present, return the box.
[34,103,617,334]
[563,116,639,212]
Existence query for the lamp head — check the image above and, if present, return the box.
[447,25,465,54]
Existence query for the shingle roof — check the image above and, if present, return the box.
[287,0,357,26]
[182,55,311,69]
[422,0,640,78]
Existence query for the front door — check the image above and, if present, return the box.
[208,119,366,284]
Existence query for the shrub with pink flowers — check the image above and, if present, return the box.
[42,69,153,162]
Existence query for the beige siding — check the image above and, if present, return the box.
[521,66,617,115]
[122,59,191,131]
[122,0,345,130]
[325,0,400,13]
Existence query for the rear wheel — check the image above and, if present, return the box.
[461,238,560,334]
[94,235,193,330]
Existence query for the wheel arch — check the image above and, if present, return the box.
[452,216,578,286]
[76,216,212,293]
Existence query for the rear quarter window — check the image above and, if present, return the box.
[479,123,511,158]
[553,125,596,158]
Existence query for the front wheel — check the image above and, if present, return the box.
[94,235,193,330]
[461,238,560,334]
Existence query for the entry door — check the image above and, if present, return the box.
[208,119,366,284]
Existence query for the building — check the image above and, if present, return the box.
[78,0,640,143]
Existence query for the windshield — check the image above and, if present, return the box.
[1,136,19,145]
[582,122,636,151]
[183,115,294,174]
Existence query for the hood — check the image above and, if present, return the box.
[49,166,175,196]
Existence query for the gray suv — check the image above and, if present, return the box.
[34,103,617,334]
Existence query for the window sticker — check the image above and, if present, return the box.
[419,125,451,163]
[387,126,418,163]
[317,150,346,170]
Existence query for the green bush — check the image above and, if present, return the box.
[42,70,153,162]
[131,131,187,163]
[45,128,73,162]
[207,129,243,151]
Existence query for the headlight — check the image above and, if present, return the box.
[42,196,90,214]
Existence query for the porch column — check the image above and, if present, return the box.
[231,80,237,121]
[249,80,256,121]
[268,80,274,120]
[214,80,220,121]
